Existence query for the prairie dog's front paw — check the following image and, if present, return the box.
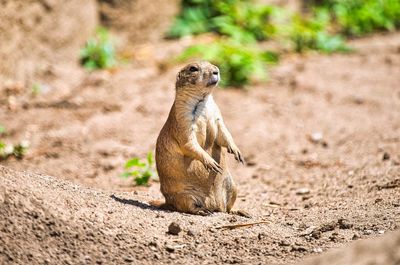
[227,145,245,164]
[203,157,223,174]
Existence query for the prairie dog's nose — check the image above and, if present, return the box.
[212,69,219,76]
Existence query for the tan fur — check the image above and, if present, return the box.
[155,61,244,215]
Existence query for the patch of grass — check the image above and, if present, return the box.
[178,40,278,87]
[80,27,116,70]
[121,152,157,186]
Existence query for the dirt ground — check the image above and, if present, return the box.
[1,29,400,264]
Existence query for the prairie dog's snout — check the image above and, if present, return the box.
[208,67,220,87]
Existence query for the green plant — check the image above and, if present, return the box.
[315,0,400,36]
[178,40,278,87]
[168,0,278,42]
[285,9,349,53]
[0,125,29,160]
[0,141,29,160]
[80,27,116,70]
[121,152,157,186]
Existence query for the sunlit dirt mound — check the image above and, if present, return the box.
[300,230,400,265]
[1,165,399,265]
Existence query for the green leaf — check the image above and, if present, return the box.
[134,174,151,186]
[147,152,154,166]
[124,158,146,169]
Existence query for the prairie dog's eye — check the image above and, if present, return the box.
[189,66,198,72]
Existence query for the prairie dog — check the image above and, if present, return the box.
[155,61,244,215]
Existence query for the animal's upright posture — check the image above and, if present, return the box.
[155,61,244,215]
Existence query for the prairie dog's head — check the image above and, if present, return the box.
[175,61,220,93]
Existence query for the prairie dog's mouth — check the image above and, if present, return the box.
[207,74,219,87]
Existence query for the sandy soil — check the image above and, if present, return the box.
[1,32,400,264]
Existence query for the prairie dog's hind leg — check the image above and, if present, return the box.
[169,192,213,216]
[225,179,237,213]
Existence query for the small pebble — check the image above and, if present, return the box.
[338,218,353,229]
[187,230,195,237]
[296,188,310,195]
[312,247,322,253]
[382,152,390,161]
[168,222,182,235]
[310,132,323,143]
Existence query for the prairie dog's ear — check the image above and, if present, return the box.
[176,71,181,81]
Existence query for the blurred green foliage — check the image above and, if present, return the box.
[120,152,157,186]
[168,0,279,42]
[170,0,399,87]
[80,27,116,70]
[316,0,400,36]
[178,40,278,87]
[286,9,349,53]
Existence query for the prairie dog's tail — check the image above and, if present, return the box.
[149,200,175,211]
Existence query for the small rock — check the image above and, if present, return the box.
[338,218,353,229]
[382,152,390,161]
[279,240,290,246]
[187,230,195,237]
[378,230,385,234]
[363,229,373,235]
[291,245,307,252]
[309,132,323,143]
[352,233,361,240]
[312,247,322,253]
[168,222,182,235]
[319,222,336,232]
[296,188,310,195]
[311,230,322,239]
[123,256,133,262]
[165,244,186,253]
[165,245,175,253]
